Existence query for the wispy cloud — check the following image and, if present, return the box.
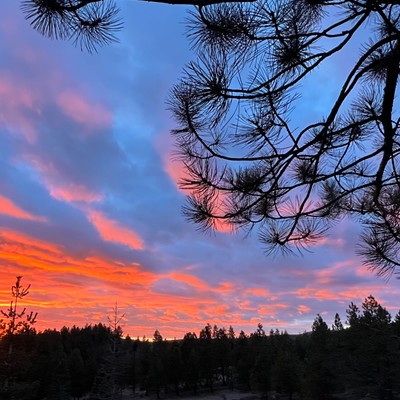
[0,195,46,221]
[87,210,144,250]
[56,90,112,132]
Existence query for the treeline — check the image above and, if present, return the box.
[1,295,400,400]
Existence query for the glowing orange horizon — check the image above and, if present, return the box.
[0,228,394,339]
[0,228,310,338]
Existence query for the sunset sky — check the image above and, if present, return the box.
[0,0,399,339]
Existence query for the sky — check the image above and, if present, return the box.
[0,0,398,339]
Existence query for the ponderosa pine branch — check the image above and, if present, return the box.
[21,0,400,275]
[169,0,400,273]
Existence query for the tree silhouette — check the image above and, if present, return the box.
[169,0,400,277]
[0,276,38,396]
[20,0,255,52]
[0,276,37,355]
[332,312,344,331]
[21,0,123,52]
[22,1,400,276]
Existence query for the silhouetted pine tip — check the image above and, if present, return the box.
[21,0,122,52]
[21,0,71,40]
[186,4,256,54]
[72,1,123,53]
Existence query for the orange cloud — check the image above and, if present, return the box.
[0,229,152,317]
[0,226,396,339]
[167,273,238,298]
[0,195,45,221]
[87,210,144,250]
[246,288,269,297]
[168,272,209,291]
[1,230,63,258]
[214,304,230,316]
[57,90,112,132]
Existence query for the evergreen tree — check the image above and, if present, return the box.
[361,295,391,328]
[153,330,163,343]
[303,314,334,400]
[249,334,272,398]
[0,276,38,397]
[181,332,200,394]
[228,325,235,340]
[232,330,253,390]
[270,333,300,400]
[346,302,361,328]
[68,348,87,400]
[30,330,70,399]
[165,340,184,395]
[332,313,344,331]
[0,277,37,355]
[198,324,217,391]
[147,331,166,398]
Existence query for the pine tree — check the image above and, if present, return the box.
[346,302,361,328]
[332,313,344,331]
[0,276,38,396]
[304,315,334,399]
[360,295,391,328]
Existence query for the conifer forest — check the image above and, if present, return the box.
[1,295,399,400]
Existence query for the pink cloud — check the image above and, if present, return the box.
[57,90,112,132]
[355,264,376,277]
[0,195,45,222]
[87,210,144,250]
[294,287,339,301]
[49,183,103,203]
[217,281,236,293]
[258,303,289,317]
[164,158,184,190]
[0,79,34,109]
[312,236,346,248]
[314,258,360,285]
[24,155,103,204]
[213,218,235,234]
[246,288,269,297]
[297,304,311,314]
[0,77,39,143]
[155,133,181,186]
[339,286,386,302]
[156,133,234,234]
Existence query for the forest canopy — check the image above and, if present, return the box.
[0,295,399,399]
